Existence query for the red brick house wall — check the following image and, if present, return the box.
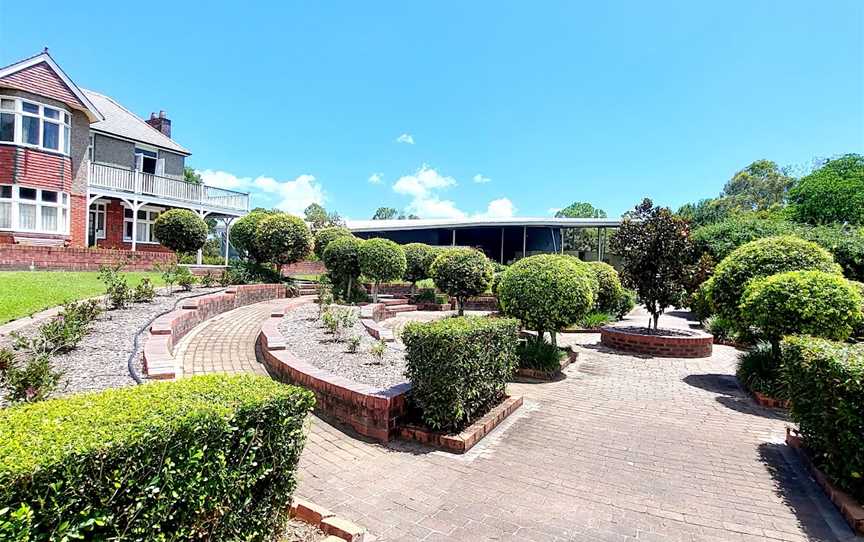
[94,198,172,252]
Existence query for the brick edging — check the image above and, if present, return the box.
[600,326,713,358]
[786,429,864,535]
[751,390,790,409]
[257,301,411,442]
[291,497,371,541]
[142,284,287,379]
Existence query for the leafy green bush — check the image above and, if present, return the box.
[0,374,315,540]
[358,238,406,302]
[782,336,864,502]
[583,261,624,313]
[313,226,353,260]
[98,264,131,309]
[403,243,439,290]
[199,271,217,288]
[788,153,864,225]
[704,315,737,343]
[153,209,209,254]
[13,299,102,356]
[741,270,862,354]
[176,266,197,291]
[709,236,840,322]
[517,339,565,372]
[131,277,156,302]
[430,248,493,316]
[0,350,61,404]
[577,311,614,330]
[402,317,518,432]
[498,255,595,345]
[223,260,284,285]
[613,288,637,319]
[255,213,314,269]
[737,342,787,399]
[689,279,713,322]
[322,235,364,301]
[231,209,277,262]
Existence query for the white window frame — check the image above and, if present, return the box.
[89,201,107,239]
[0,184,70,234]
[123,203,163,244]
[0,96,72,156]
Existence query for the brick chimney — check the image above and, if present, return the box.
[145,110,171,138]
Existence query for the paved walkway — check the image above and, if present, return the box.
[175,301,857,542]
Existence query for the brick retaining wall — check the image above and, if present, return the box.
[0,244,175,271]
[143,284,286,379]
[282,260,326,276]
[600,326,713,358]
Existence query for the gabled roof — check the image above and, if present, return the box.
[0,51,103,122]
[83,90,190,156]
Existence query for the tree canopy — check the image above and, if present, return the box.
[788,154,864,225]
[372,207,398,220]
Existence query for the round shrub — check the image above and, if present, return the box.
[313,226,352,260]
[429,248,493,315]
[689,279,714,323]
[709,236,841,321]
[231,210,276,262]
[358,238,407,301]
[403,243,439,287]
[152,209,208,254]
[498,254,596,344]
[322,236,364,300]
[741,270,863,347]
[584,261,624,314]
[254,213,313,268]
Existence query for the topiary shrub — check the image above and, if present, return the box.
[782,336,864,502]
[429,248,493,316]
[584,261,624,314]
[152,209,209,254]
[231,209,277,262]
[255,213,314,271]
[322,236,364,302]
[403,243,439,293]
[498,254,595,345]
[709,236,841,322]
[313,226,353,260]
[741,270,862,355]
[402,317,518,432]
[0,374,314,540]
[358,238,407,302]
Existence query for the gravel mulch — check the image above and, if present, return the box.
[278,303,407,389]
[0,287,221,406]
[281,518,325,542]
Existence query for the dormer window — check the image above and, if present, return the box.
[0,96,72,155]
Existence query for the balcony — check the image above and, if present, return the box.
[88,162,249,214]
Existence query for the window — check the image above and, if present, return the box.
[123,205,161,243]
[0,96,72,155]
[89,202,106,239]
[134,147,158,174]
[0,185,68,233]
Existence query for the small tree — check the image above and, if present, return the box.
[322,236,364,301]
[498,255,595,346]
[429,248,493,316]
[231,209,276,262]
[403,243,439,293]
[358,238,406,302]
[313,226,352,260]
[152,209,208,254]
[254,213,313,273]
[610,199,694,329]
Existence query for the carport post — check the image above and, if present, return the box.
[451,229,456,246]
[597,227,602,261]
[522,226,527,258]
[500,227,504,264]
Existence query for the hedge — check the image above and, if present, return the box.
[402,317,518,432]
[782,336,864,502]
[0,374,315,541]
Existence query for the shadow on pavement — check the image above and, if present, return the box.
[683,373,788,421]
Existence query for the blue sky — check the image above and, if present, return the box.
[2,1,861,219]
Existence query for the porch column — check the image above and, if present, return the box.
[451,229,456,246]
[130,200,138,252]
[500,227,504,264]
[560,228,564,254]
[597,227,601,261]
[84,191,90,248]
[522,226,527,259]
[224,217,235,266]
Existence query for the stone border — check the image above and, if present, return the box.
[290,497,372,541]
[398,396,523,454]
[514,348,578,380]
[786,429,864,536]
[600,326,713,358]
[142,284,287,379]
[258,300,410,443]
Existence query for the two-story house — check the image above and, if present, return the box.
[0,50,248,259]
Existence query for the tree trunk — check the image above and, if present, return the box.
[770,338,781,361]
[346,275,353,302]
[372,281,379,303]
[458,297,465,316]
[550,330,557,347]
[652,313,659,330]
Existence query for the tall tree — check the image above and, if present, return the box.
[372,207,399,220]
[721,159,793,211]
[788,153,864,225]
[183,167,202,184]
[304,203,343,231]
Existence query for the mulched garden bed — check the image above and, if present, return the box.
[279,303,407,389]
[0,287,220,407]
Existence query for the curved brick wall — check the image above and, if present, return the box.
[258,300,410,442]
[600,327,713,358]
[143,284,287,379]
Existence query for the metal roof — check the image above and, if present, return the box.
[347,216,623,232]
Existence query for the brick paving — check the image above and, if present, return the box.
[177,301,857,542]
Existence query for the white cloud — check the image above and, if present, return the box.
[473,173,492,184]
[368,173,383,184]
[412,197,466,218]
[395,133,415,145]
[548,207,562,215]
[477,198,517,218]
[392,165,463,218]
[197,169,324,216]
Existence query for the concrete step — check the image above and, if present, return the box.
[380,298,410,306]
[298,289,318,295]
[386,304,417,314]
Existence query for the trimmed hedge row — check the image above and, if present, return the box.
[0,374,314,541]
[783,336,864,502]
[403,316,518,432]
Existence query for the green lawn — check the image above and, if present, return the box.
[0,271,165,324]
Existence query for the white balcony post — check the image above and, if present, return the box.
[224,217,234,266]
[131,200,138,252]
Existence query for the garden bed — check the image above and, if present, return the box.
[514,347,578,380]
[600,325,713,358]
